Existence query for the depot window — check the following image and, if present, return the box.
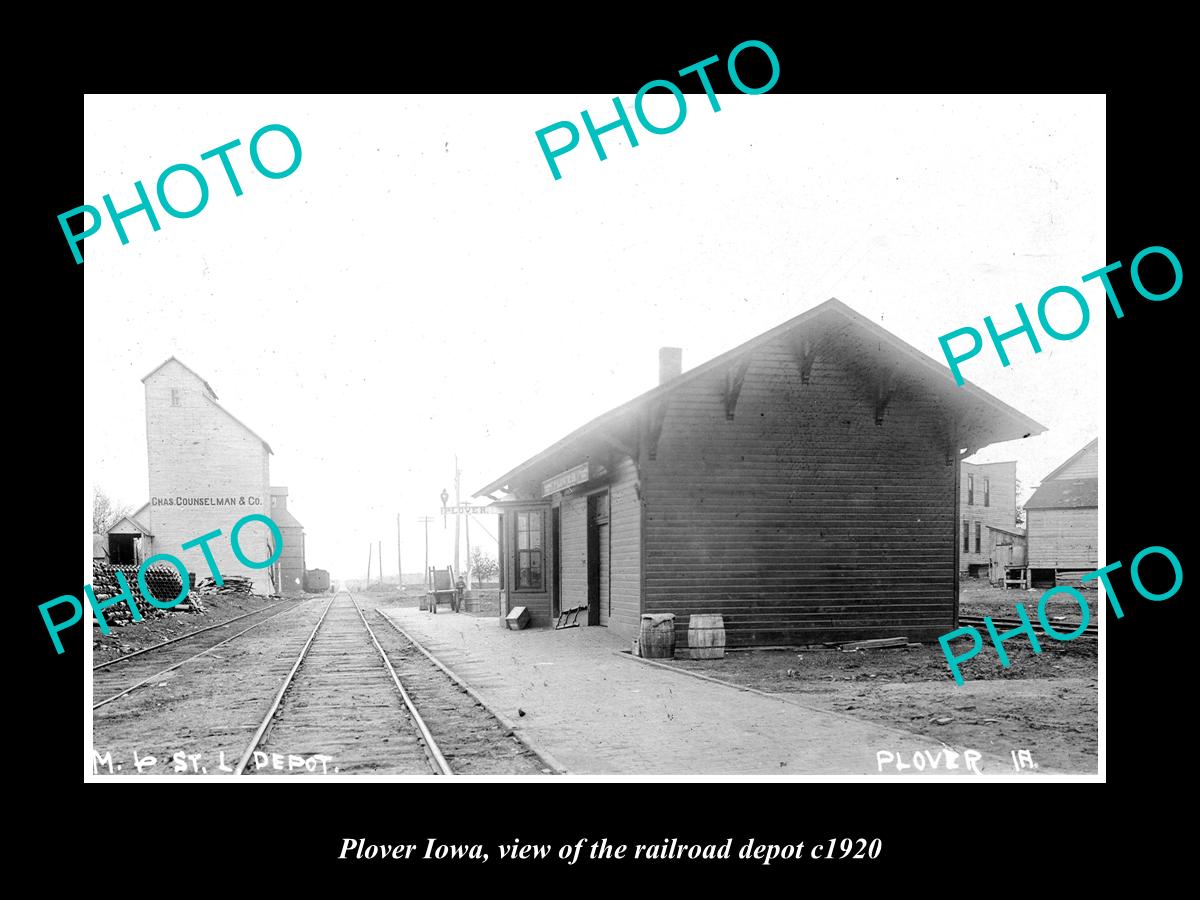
[967,473,975,505]
[515,510,544,591]
[984,477,991,507]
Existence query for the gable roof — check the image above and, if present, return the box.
[142,356,218,398]
[203,394,274,455]
[106,514,150,536]
[476,298,1047,497]
[142,356,274,455]
[1025,478,1098,510]
[1039,437,1098,484]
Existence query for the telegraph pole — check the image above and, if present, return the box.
[396,513,402,594]
[365,543,372,589]
[378,540,383,586]
[465,512,472,590]
[417,516,434,590]
[453,455,462,580]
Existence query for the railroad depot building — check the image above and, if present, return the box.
[103,357,306,595]
[476,299,1046,648]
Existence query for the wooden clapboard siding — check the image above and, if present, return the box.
[1026,507,1098,569]
[608,458,642,640]
[560,495,588,612]
[642,342,955,647]
[960,460,1017,567]
[598,518,610,626]
[1056,444,1098,479]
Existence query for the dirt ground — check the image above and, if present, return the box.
[959,576,1099,621]
[92,593,291,664]
[665,580,1099,774]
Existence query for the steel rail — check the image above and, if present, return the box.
[958,614,1098,637]
[374,608,566,774]
[233,594,339,775]
[92,601,310,710]
[92,599,297,670]
[352,596,452,776]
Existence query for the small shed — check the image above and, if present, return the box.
[102,513,152,566]
[985,523,1027,586]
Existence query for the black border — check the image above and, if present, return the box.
[24,27,1188,882]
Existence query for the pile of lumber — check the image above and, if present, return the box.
[89,563,205,627]
[195,575,257,596]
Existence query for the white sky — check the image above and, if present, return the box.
[84,94,1104,581]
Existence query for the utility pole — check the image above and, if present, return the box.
[365,543,372,589]
[416,516,434,590]
[465,509,472,590]
[454,454,461,581]
[378,540,383,585]
[396,513,402,594]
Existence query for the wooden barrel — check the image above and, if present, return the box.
[687,614,725,659]
[639,613,676,659]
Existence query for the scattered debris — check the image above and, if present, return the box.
[196,575,258,596]
[840,636,909,651]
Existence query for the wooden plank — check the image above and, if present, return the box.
[840,636,909,650]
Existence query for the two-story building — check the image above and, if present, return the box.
[959,460,1019,578]
[1025,438,1099,586]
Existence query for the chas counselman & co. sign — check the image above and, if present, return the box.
[152,495,264,507]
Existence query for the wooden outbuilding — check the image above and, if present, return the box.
[1024,438,1098,586]
[985,523,1028,587]
[476,299,1045,648]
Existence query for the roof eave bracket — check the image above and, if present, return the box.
[724,358,752,420]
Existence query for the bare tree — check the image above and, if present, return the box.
[1014,477,1026,526]
[470,546,499,584]
[93,488,130,534]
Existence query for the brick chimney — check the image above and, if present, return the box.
[659,347,682,385]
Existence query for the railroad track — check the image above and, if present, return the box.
[93,598,294,670]
[371,606,553,775]
[93,591,553,776]
[92,598,311,709]
[234,593,452,776]
[959,614,1098,640]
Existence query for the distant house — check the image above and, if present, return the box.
[476,298,1045,648]
[959,460,1017,578]
[1024,438,1099,586]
